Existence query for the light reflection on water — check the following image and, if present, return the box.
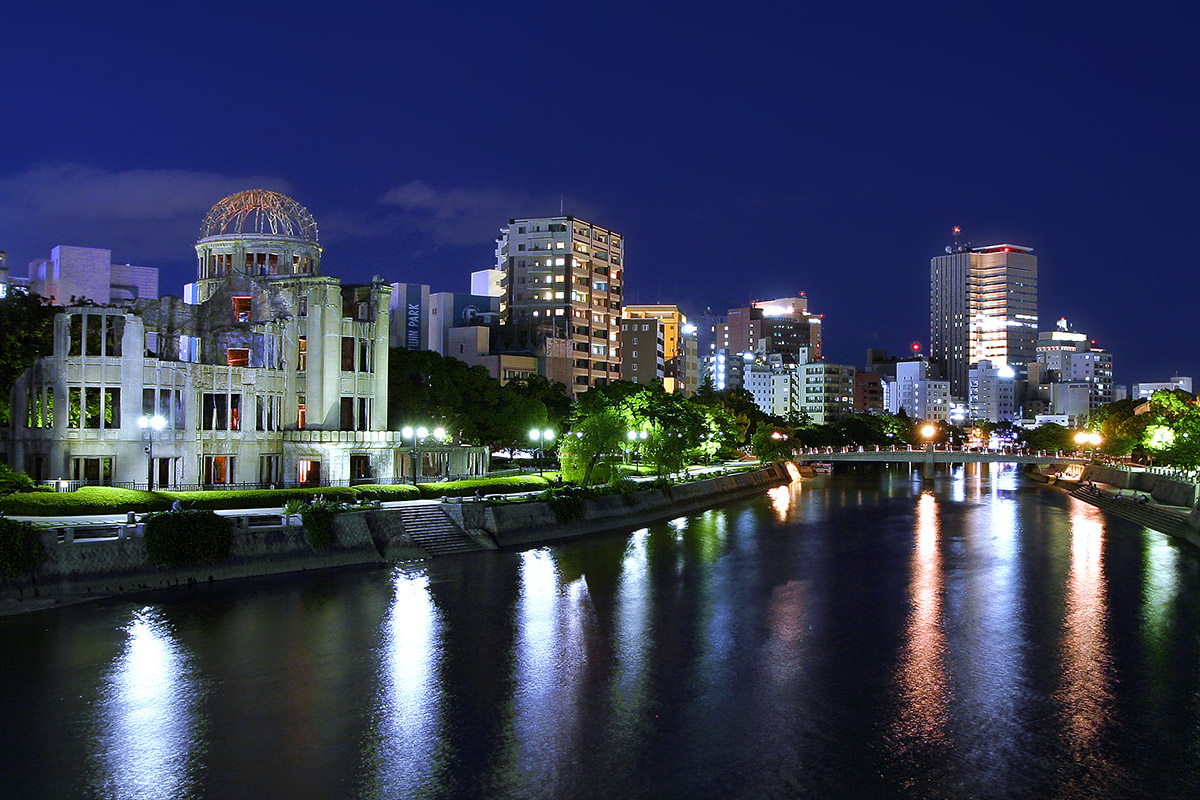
[6,468,1200,799]
[1055,501,1121,793]
[891,492,950,763]
[361,569,443,799]
[89,607,203,800]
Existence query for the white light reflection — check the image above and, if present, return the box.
[611,529,652,735]
[511,549,591,793]
[364,570,443,797]
[91,607,202,800]
[892,492,950,753]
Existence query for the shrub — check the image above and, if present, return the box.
[0,486,170,516]
[541,485,593,523]
[0,518,47,579]
[297,500,351,548]
[417,475,550,499]
[352,484,421,502]
[0,463,35,496]
[143,510,233,567]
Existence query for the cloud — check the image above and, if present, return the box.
[0,163,291,266]
[378,180,605,248]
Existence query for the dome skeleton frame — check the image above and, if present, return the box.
[199,190,319,243]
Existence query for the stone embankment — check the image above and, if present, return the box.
[2,464,791,610]
[1033,463,1200,549]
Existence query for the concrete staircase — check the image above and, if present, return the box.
[1070,485,1192,539]
[395,504,485,557]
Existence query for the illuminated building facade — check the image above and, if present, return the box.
[930,235,1038,398]
[496,216,623,396]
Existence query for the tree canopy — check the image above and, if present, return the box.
[0,292,57,424]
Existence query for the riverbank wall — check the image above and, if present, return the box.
[2,464,791,610]
[1029,463,1200,549]
[460,462,792,549]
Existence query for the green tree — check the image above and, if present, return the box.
[751,424,796,462]
[560,408,626,487]
[0,292,57,424]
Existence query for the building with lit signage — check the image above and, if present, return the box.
[6,190,485,486]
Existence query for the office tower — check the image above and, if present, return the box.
[930,232,1037,398]
[496,216,623,396]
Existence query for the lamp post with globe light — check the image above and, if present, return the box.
[138,414,167,490]
[401,425,446,485]
[1074,431,1102,461]
[529,428,555,477]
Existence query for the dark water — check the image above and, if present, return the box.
[4,465,1200,799]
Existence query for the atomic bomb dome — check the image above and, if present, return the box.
[199,189,319,243]
[195,190,324,294]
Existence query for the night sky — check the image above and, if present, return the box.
[4,2,1197,386]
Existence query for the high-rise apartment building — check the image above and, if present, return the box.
[496,216,623,396]
[930,233,1037,398]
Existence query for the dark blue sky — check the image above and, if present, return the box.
[4,2,1197,386]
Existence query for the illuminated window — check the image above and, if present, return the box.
[227,348,249,367]
[297,337,307,371]
[298,459,320,486]
[297,394,306,429]
[232,296,251,322]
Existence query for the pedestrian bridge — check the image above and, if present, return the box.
[793,446,1085,466]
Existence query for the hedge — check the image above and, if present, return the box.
[0,518,47,579]
[163,487,358,510]
[0,479,549,516]
[417,475,551,499]
[0,487,171,516]
[352,484,421,502]
[143,510,233,567]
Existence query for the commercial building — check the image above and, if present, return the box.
[23,245,158,305]
[888,358,951,422]
[1133,377,1193,399]
[496,216,623,396]
[930,232,1037,398]
[6,190,485,486]
[968,360,1018,423]
[853,372,885,414]
[1027,318,1115,420]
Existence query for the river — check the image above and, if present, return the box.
[3,464,1200,799]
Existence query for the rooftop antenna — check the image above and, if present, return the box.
[560,194,564,215]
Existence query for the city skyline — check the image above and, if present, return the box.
[4,2,1197,384]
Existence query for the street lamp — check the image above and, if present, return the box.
[529,428,555,477]
[138,414,166,490]
[401,425,437,485]
[626,429,648,466]
[1074,431,1103,459]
